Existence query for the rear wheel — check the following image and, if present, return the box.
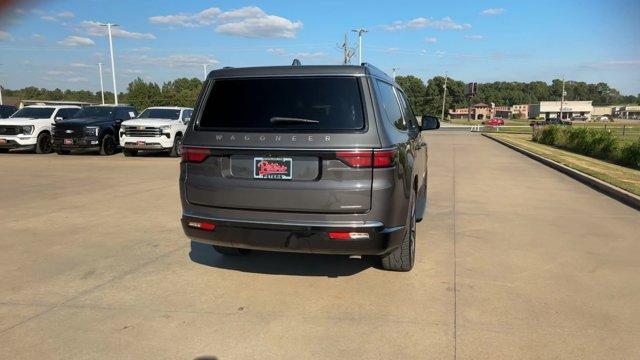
[99,134,116,155]
[123,148,138,157]
[35,132,52,154]
[0,148,9,153]
[169,134,182,157]
[381,193,416,272]
[212,245,249,256]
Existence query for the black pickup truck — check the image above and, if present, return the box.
[52,105,137,155]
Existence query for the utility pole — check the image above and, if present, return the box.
[203,64,208,81]
[100,22,119,105]
[0,64,3,105]
[351,28,368,65]
[559,76,566,120]
[440,73,448,121]
[98,62,105,105]
[339,33,355,64]
[392,68,397,79]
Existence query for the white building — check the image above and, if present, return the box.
[529,101,593,120]
[621,105,640,120]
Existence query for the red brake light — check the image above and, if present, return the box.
[336,149,396,168]
[182,147,211,163]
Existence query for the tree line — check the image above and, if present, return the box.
[395,76,639,117]
[3,76,638,116]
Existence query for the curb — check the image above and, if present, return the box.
[482,133,640,211]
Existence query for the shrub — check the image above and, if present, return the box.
[618,139,640,170]
[534,125,563,145]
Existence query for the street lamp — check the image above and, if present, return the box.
[99,23,119,105]
[351,28,368,65]
[203,64,208,81]
[98,62,105,105]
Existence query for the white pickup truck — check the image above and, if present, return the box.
[119,106,193,157]
[0,105,80,153]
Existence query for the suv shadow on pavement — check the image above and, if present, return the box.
[189,241,374,277]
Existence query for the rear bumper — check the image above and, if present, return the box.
[181,213,405,256]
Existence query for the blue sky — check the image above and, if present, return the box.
[1,0,639,94]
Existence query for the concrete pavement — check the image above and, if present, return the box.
[0,132,638,359]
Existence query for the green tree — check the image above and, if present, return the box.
[395,75,427,115]
[126,77,162,111]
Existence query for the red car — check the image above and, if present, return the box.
[484,118,505,126]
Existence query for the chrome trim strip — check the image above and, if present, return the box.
[182,145,396,152]
[182,211,383,228]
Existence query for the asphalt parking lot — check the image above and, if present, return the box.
[1,132,639,359]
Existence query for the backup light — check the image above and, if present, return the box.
[328,231,370,240]
[187,221,216,231]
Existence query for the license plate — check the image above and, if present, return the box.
[253,157,292,180]
[0,139,6,144]
[64,139,73,145]
[137,141,145,146]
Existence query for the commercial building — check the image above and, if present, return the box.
[620,105,640,119]
[511,104,530,119]
[448,103,511,120]
[592,106,613,117]
[529,101,593,120]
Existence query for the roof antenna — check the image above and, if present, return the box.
[291,59,302,66]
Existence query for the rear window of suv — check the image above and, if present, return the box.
[199,77,365,132]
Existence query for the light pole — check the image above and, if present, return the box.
[351,28,368,65]
[100,23,119,105]
[559,76,566,120]
[392,68,397,79]
[203,64,208,81]
[0,64,3,105]
[440,73,448,121]
[98,62,105,105]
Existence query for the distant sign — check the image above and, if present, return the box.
[464,82,477,96]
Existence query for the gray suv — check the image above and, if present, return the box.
[180,64,439,271]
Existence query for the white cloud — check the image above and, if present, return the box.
[585,60,640,69]
[70,63,92,68]
[58,36,95,47]
[47,70,74,76]
[267,48,287,56]
[292,52,325,60]
[67,77,88,83]
[425,37,437,43]
[386,47,400,53]
[31,33,45,41]
[131,54,220,67]
[149,6,302,38]
[79,21,156,40]
[0,30,12,41]
[480,8,506,16]
[39,10,75,22]
[383,16,471,31]
[465,35,485,40]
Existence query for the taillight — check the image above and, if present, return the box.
[336,149,397,168]
[187,221,216,231]
[328,231,370,240]
[182,147,211,163]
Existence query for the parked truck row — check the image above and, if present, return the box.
[0,104,192,156]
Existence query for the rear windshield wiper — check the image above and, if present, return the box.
[270,117,319,125]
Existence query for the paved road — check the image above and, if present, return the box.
[0,132,638,359]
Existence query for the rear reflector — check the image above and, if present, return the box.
[187,221,216,231]
[336,149,397,168]
[328,231,370,240]
[182,147,211,163]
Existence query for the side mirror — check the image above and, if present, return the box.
[421,116,440,131]
[55,116,63,122]
[183,117,191,124]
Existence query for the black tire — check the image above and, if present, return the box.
[99,134,117,156]
[123,148,138,157]
[0,148,9,153]
[35,132,52,154]
[212,245,249,256]
[381,192,416,272]
[55,149,70,155]
[169,134,183,157]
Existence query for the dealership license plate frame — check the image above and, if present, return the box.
[253,157,293,180]
[64,139,73,145]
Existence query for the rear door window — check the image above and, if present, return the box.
[199,77,365,132]
[376,80,406,131]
